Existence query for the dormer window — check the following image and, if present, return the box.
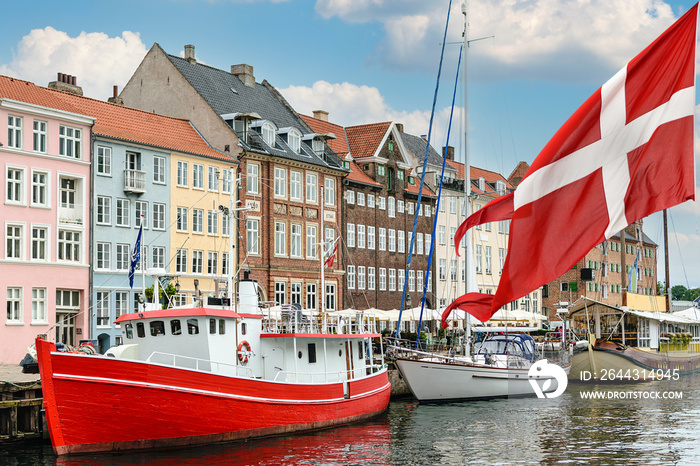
[478,177,485,191]
[312,138,324,155]
[288,128,302,153]
[262,122,276,147]
[496,180,506,196]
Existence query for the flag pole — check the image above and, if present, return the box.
[140,214,145,308]
[663,209,670,312]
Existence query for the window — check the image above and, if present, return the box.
[96,291,110,327]
[6,167,23,204]
[367,194,376,208]
[247,219,259,254]
[115,292,128,321]
[376,227,385,251]
[96,146,111,176]
[275,282,286,305]
[347,224,356,248]
[152,246,165,269]
[407,202,413,215]
[221,252,230,276]
[31,288,47,323]
[397,230,405,253]
[96,243,111,270]
[208,210,218,235]
[135,201,148,228]
[368,267,376,291]
[177,161,188,187]
[291,282,302,305]
[357,192,365,206]
[290,171,302,201]
[221,213,230,237]
[150,155,165,184]
[290,224,302,258]
[116,244,129,270]
[439,259,446,280]
[192,163,204,189]
[389,269,396,291]
[450,227,457,247]
[8,115,22,149]
[275,222,286,256]
[116,199,130,227]
[176,207,188,232]
[324,178,336,206]
[207,251,218,275]
[417,233,423,255]
[325,283,336,311]
[152,203,165,230]
[409,270,415,292]
[94,196,111,225]
[274,167,287,197]
[347,190,355,204]
[58,230,80,262]
[208,166,218,192]
[347,265,356,289]
[357,225,365,249]
[7,287,22,322]
[176,249,188,273]
[398,200,404,213]
[6,224,22,259]
[425,234,431,256]
[192,209,203,233]
[378,165,386,176]
[30,170,48,207]
[367,226,376,250]
[306,283,317,310]
[358,266,366,290]
[378,197,386,210]
[450,260,457,281]
[306,225,318,259]
[388,197,395,217]
[306,172,317,203]
[262,122,276,147]
[417,270,424,293]
[475,245,482,273]
[247,163,259,194]
[499,248,506,274]
[424,204,431,218]
[485,246,492,274]
[389,229,396,252]
[398,270,405,292]
[59,126,81,158]
[192,250,203,274]
[33,120,47,153]
[31,226,47,260]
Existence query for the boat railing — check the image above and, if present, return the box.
[271,361,385,384]
[261,308,381,335]
[146,351,255,377]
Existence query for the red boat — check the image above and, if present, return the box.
[36,276,390,455]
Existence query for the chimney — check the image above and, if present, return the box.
[184,44,196,64]
[443,146,454,161]
[231,64,255,88]
[313,110,329,122]
[108,85,124,105]
[48,72,83,96]
[395,123,404,133]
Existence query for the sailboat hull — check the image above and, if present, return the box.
[37,338,391,455]
[394,357,569,402]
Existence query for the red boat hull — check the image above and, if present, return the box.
[36,338,391,455]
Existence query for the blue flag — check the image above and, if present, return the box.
[129,224,142,289]
[627,249,640,293]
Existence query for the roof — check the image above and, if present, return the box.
[405,179,435,198]
[301,114,349,157]
[0,75,231,161]
[446,160,514,198]
[346,161,382,187]
[345,122,391,160]
[400,132,444,167]
[163,48,346,172]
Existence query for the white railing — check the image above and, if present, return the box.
[260,307,379,335]
[58,204,84,225]
[146,351,254,377]
[124,169,146,193]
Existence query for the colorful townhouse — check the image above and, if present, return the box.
[0,75,94,364]
[303,113,437,330]
[120,44,347,311]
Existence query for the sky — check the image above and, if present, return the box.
[0,0,698,290]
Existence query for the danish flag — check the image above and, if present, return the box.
[444,5,697,327]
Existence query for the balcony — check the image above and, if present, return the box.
[59,204,84,225]
[124,169,146,194]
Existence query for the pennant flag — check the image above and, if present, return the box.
[628,248,641,292]
[324,239,338,268]
[129,224,143,289]
[444,5,697,327]
[455,192,514,256]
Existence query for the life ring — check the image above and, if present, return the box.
[238,340,252,364]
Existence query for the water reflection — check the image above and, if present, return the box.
[6,374,700,465]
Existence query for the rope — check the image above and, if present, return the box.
[395,0,453,338]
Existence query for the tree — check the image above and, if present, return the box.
[671,285,688,301]
[657,281,666,296]
[144,283,178,309]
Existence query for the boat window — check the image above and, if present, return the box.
[150,320,166,337]
[241,323,247,335]
[125,323,133,339]
[308,343,317,363]
[298,351,303,359]
[136,322,145,338]
[210,318,216,334]
[187,318,199,335]
[171,319,182,335]
[219,319,225,335]
[357,341,363,359]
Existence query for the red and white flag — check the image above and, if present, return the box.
[324,239,339,268]
[446,5,697,327]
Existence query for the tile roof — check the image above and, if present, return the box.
[346,161,382,187]
[0,75,232,161]
[405,180,436,197]
[345,122,391,159]
[163,47,345,172]
[446,160,514,198]
[300,114,350,157]
[400,132,444,167]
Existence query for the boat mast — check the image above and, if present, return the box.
[462,1,471,343]
[663,209,670,311]
[228,167,235,307]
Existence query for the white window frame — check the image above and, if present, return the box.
[367,226,376,250]
[397,230,405,253]
[116,244,130,271]
[152,246,166,269]
[357,192,365,206]
[6,223,24,260]
[31,169,49,207]
[153,156,166,184]
[192,163,204,190]
[57,229,81,263]
[208,210,219,235]
[6,166,24,205]
[176,207,188,232]
[247,163,259,194]
[347,265,356,290]
[116,199,130,227]
[153,203,166,230]
[378,227,386,251]
[8,115,23,149]
[33,120,47,153]
[368,267,376,291]
[290,170,302,201]
[247,218,260,255]
[275,221,286,256]
[59,125,81,158]
[31,287,48,324]
[306,224,317,259]
[324,178,335,206]
[31,225,49,261]
[97,146,112,176]
[207,251,218,275]
[7,287,22,323]
[177,161,188,187]
[347,223,355,248]
[346,190,355,205]
[208,166,218,192]
[290,223,302,258]
[192,208,204,234]
[274,167,287,198]
[96,242,111,270]
[306,172,318,203]
[192,250,203,274]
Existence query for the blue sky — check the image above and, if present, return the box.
[1,0,698,290]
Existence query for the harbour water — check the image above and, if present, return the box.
[5,374,699,465]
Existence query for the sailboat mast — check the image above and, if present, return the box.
[462,1,471,336]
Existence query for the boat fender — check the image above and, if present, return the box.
[238,340,252,364]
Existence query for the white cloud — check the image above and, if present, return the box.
[279,80,463,145]
[0,27,147,100]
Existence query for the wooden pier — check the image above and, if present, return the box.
[0,365,43,443]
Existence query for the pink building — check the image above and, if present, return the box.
[1,82,94,364]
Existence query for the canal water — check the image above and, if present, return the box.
[4,374,699,465]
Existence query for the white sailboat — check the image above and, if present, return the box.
[391,1,570,402]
